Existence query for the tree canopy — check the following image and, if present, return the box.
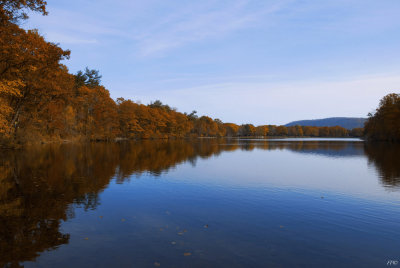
[364,93,400,141]
[0,0,47,23]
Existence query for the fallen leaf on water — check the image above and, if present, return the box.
[121,218,126,222]
[159,228,164,231]
[183,253,192,257]
[99,216,103,219]
[154,262,161,267]
[84,237,89,240]
[204,224,208,228]
[183,229,187,233]
[279,225,284,228]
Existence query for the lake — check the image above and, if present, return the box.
[1,139,400,267]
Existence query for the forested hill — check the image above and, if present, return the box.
[285,117,367,129]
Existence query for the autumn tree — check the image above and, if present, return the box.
[238,124,256,136]
[303,126,319,137]
[0,0,47,23]
[350,128,364,137]
[255,125,269,136]
[295,125,303,136]
[364,93,400,141]
[318,127,330,137]
[117,98,142,138]
[0,23,71,143]
[223,123,240,137]
[276,126,288,136]
[288,126,297,136]
[329,126,348,137]
[267,125,277,136]
[0,0,69,144]
[213,119,226,137]
[193,116,218,137]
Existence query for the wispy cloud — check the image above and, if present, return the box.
[44,32,98,44]
[26,0,290,55]
[134,0,290,56]
[24,0,400,125]
[26,7,131,43]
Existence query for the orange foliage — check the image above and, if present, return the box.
[0,2,369,146]
[365,93,400,141]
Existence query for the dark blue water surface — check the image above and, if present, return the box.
[1,139,399,267]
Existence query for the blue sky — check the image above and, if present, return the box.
[25,0,400,125]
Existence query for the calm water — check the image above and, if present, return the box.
[1,139,400,267]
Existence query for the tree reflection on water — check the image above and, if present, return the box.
[0,139,398,267]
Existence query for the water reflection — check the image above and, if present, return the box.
[0,139,399,267]
[240,139,365,158]
[365,142,400,189]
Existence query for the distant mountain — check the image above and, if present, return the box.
[285,117,367,129]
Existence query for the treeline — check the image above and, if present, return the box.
[364,93,400,141]
[217,124,363,138]
[0,1,363,147]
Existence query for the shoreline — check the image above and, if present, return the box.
[0,136,366,150]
